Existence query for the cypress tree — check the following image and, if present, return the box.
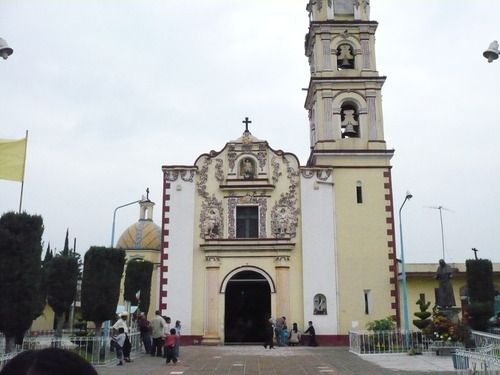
[0,212,44,352]
[81,247,125,336]
[466,259,495,330]
[123,259,154,315]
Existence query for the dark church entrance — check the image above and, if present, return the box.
[224,270,271,344]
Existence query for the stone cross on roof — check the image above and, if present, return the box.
[242,117,252,133]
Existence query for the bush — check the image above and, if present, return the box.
[367,316,395,331]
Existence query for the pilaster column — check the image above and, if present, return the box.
[202,256,221,345]
[274,256,291,319]
[366,90,377,140]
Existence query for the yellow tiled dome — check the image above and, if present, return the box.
[116,219,160,250]
[115,199,161,250]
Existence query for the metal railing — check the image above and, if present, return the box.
[349,330,433,354]
[452,330,500,374]
[0,331,141,368]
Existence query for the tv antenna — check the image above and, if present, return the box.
[424,205,454,261]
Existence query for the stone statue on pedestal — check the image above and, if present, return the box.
[435,259,456,308]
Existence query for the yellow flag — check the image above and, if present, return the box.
[0,138,27,182]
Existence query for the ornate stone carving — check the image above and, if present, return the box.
[316,169,331,181]
[270,156,300,238]
[180,170,195,182]
[271,195,299,239]
[301,168,331,181]
[164,170,179,182]
[196,157,211,199]
[257,151,267,172]
[271,156,281,185]
[200,195,223,239]
[301,169,315,179]
[228,151,237,172]
[215,158,224,182]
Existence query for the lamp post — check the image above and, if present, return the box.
[110,199,141,248]
[0,38,14,59]
[398,191,413,345]
[483,40,499,63]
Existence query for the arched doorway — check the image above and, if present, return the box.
[224,270,271,343]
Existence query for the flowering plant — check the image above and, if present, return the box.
[423,311,469,343]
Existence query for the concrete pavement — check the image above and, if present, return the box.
[96,346,457,375]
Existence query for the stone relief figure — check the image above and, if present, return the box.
[277,207,290,235]
[203,208,220,238]
[314,294,327,315]
[435,259,456,308]
[241,158,255,180]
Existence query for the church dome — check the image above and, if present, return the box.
[116,199,161,250]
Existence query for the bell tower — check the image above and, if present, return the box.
[305,0,390,163]
[302,0,400,333]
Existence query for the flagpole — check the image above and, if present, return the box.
[18,130,28,213]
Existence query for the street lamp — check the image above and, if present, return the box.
[483,40,499,63]
[398,191,413,343]
[110,199,141,247]
[0,38,13,60]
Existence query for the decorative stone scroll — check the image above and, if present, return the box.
[164,169,195,182]
[164,170,179,182]
[300,168,332,181]
[215,158,224,182]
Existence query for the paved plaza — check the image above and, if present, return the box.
[97,346,456,375]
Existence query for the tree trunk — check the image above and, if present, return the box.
[5,335,16,353]
[55,312,64,338]
[91,321,103,364]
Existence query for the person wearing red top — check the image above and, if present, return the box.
[164,328,178,364]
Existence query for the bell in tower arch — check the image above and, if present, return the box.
[341,105,359,138]
[337,44,354,69]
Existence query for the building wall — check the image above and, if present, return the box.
[333,167,396,332]
[300,169,339,334]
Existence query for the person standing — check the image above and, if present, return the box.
[174,320,181,359]
[150,310,166,357]
[263,318,275,349]
[137,312,152,354]
[304,321,318,346]
[162,316,171,358]
[164,328,178,365]
[112,313,132,362]
[274,316,286,346]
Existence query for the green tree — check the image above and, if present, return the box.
[123,259,153,315]
[0,212,44,352]
[45,255,79,339]
[61,228,70,256]
[42,242,53,265]
[81,247,125,336]
[466,259,495,330]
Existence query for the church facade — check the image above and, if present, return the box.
[159,0,398,345]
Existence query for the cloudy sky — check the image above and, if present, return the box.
[1,1,499,264]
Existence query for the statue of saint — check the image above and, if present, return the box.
[435,259,456,308]
[242,158,254,179]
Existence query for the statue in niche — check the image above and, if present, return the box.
[241,158,255,180]
[203,208,220,238]
[435,259,456,308]
[314,294,327,315]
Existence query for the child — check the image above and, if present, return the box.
[174,320,181,359]
[165,328,178,365]
[112,327,126,365]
